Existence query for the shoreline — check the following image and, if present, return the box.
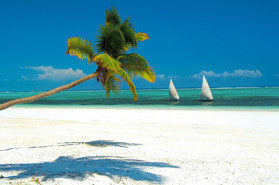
[0,107,279,184]
[3,105,279,112]
[2,107,279,131]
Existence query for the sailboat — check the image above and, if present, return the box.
[169,78,179,100]
[200,75,213,101]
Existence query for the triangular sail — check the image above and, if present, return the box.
[169,79,179,100]
[200,75,213,100]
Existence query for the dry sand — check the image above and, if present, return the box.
[0,107,279,185]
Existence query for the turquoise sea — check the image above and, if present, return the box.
[0,87,279,110]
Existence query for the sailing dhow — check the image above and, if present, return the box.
[200,75,213,101]
[169,79,179,100]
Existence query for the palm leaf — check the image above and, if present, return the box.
[105,74,121,98]
[122,32,149,52]
[140,66,156,82]
[135,32,149,42]
[117,53,155,82]
[117,68,138,101]
[120,17,137,48]
[66,37,94,63]
[96,23,126,56]
[106,7,121,25]
[117,53,149,70]
[124,65,155,82]
[95,53,121,72]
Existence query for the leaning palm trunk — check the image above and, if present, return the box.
[0,72,99,111]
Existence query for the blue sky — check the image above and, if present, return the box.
[1,0,279,91]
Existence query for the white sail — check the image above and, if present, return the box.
[169,79,179,100]
[200,75,213,100]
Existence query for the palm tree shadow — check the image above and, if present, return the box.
[0,140,142,152]
[59,140,142,148]
[0,156,178,183]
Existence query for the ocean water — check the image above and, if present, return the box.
[0,87,279,110]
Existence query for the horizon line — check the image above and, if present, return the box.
[1,85,278,93]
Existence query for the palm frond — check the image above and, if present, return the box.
[105,74,121,98]
[96,23,126,56]
[120,17,137,48]
[66,37,94,63]
[117,53,148,67]
[122,32,149,52]
[137,66,156,82]
[135,32,149,42]
[106,7,121,25]
[117,68,137,101]
[117,53,155,82]
[123,65,155,82]
[95,53,121,72]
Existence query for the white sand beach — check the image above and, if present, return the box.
[0,107,279,185]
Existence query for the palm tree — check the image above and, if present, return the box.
[0,7,155,111]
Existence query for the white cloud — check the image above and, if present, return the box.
[170,75,180,79]
[226,69,262,78]
[156,74,180,80]
[157,74,166,80]
[24,66,86,81]
[192,71,219,79]
[192,69,262,79]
